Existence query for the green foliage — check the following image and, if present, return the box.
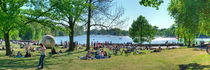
[129,15,156,44]
[168,0,210,45]
[18,23,48,41]
[49,0,88,22]
[0,0,27,33]
[168,0,210,46]
[156,24,176,37]
[0,23,84,41]
[74,24,85,36]
[49,0,89,51]
[139,0,164,10]
[0,0,30,55]
[52,24,84,36]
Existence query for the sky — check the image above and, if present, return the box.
[114,0,175,30]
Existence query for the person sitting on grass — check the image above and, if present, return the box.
[103,51,111,58]
[25,50,32,57]
[80,51,94,60]
[95,49,109,59]
[58,50,63,54]
[100,50,104,57]
[90,49,95,55]
[14,51,24,58]
[95,48,100,55]
[51,47,57,54]
[2,46,5,50]
[151,47,162,53]
[29,47,35,52]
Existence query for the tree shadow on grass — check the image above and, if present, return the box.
[192,48,205,51]
[0,58,38,69]
[49,50,86,58]
[0,50,85,69]
[179,63,210,70]
[0,56,69,70]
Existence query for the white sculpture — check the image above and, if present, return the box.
[40,35,55,49]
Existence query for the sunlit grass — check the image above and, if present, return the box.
[0,45,210,70]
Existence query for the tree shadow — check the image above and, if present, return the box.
[0,58,38,69]
[192,48,205,51]
[0,50,86,69]
[179,63,210,70]
[49,50,86,58]
[0,56,72,69]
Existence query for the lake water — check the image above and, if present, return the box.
[54,35,210,44]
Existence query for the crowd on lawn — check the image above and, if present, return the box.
[0,40,62,58]
[2,39,208,60]
[79,42,170,60]
[0,39,174,59]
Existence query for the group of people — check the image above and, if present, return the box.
[50,47,63,54]
[15,43,47,69]
[13,50,32,58]
[91,41,113,47]
[80,48,112,60]
[59,40,79,48]
[80,44,146,60]
[89,42,169,56]
[13,42,36,58]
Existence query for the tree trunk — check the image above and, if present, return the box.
[188,38,191,48]
[4,32,11,56]
[68,22,75,51]
[86,0,92,51]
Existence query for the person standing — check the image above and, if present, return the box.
[38,43,46,69]
[165,41,169,48]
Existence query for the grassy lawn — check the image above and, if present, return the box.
[0,46,210,70]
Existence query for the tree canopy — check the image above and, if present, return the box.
[49,0,89,51]
[129,15,157,45]
[139,0,164,10]
[168,0,210,46]
[0,0,57,55]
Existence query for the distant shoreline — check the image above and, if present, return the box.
[55,35,210,38]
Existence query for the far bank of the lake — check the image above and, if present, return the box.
[54,35,210,44]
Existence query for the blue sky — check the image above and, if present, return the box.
[115,0,175,30]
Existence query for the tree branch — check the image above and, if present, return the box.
[90,23,109,29]
[24,5,56,25]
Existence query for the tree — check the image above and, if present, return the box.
[168,0,210,46]
[19,23,51,41]
[86,0,126,51]
[139,0,164,10]
[0,0,28,55]
[129,15,156,46]
[147,26,157,44]
[0,0,56,55]
[156,24,176,37]
[49,0,88,51]
[86,0,92,51]
[74,24,85,36]
[167,0,210,47]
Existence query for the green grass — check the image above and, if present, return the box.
[0,46,210,70]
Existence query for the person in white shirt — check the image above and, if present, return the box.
[38,43,46,69]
